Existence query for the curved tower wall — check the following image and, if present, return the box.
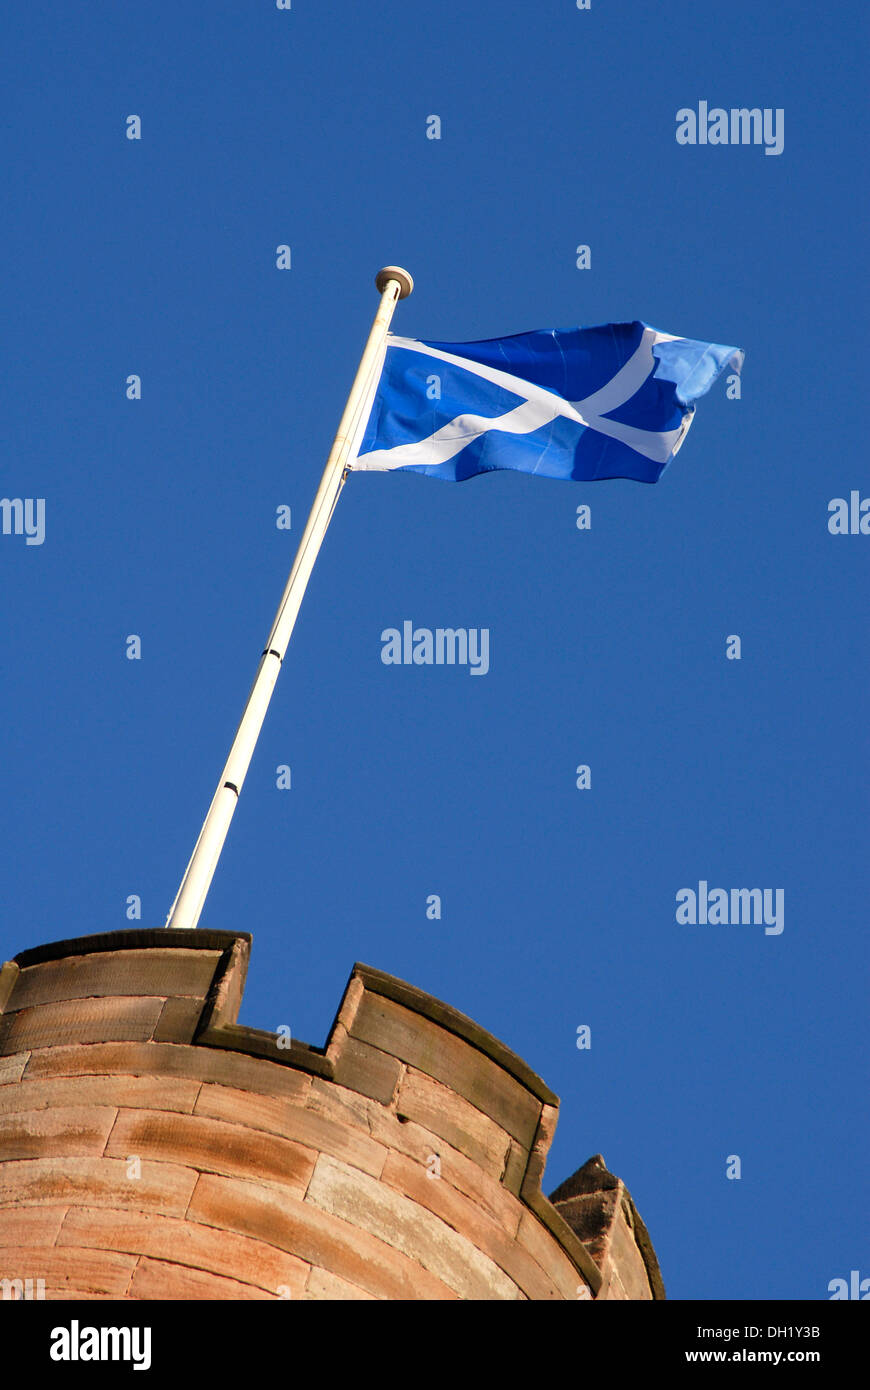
[0,929,662,1300]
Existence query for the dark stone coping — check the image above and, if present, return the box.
[12,928,250,969]
[6,929,557,1105]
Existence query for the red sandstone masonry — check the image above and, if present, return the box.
[305,1153,523,1300]
[380,1149,561,1300]
[0,1074,202,1117]
[193,1082,389,1178]
[395,1065,513,1175]
[332,1037,401,1103]
[0,997,165,1053]
[105,1109,318,1194]
[0,1106,117,1162]
[1,1245,137,1299]
[304,1266,375,1300]
[305,1078,521,1231]
[187,1172,458,1301]
[0,1054,29,1085]
[350,992,541,1147]
[0,929,662,1301]
[58,1207,310,1297]
[0,1157,199,1218]
[23,1040,313,1100]
[0,1206,67,1247]
[9,949,222,1011]
[517,1206,590,1301]
[128,1257,272,1301]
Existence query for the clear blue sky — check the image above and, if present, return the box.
[2,2,866,1300]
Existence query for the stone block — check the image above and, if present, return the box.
[0,1157,198,1218]
[58,1206,310,1298]
[351,992,541,1148]
[187,1172,457,1301]
[0,1105,117,1161]
[23,1041,312,1102]
[0,1245,137,1299]
[382,1150,561,1299]
[303,1266,376,1300]
[396,1067,513,1177]
[0,1053,29,1086]
[9,949,222,1011]
[332,1036,401,1104]
[0,1206,66,1248]
[194,1083,388,1179]
[306,1153,522,1301]
[128,1256,271,1300]
[0,1073,201,1117]
[0,998,164,1054]
[105,1109,317,1194]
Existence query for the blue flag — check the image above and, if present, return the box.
[349,322,743,484]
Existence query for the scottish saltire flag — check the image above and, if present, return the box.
[348,323,743,484]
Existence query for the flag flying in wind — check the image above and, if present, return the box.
[348,322,743,484]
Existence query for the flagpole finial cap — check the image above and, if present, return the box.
[376,266,414,299]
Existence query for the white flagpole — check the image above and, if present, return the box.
[165,266,414,930]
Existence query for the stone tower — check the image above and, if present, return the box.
[0,929,664,1300]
